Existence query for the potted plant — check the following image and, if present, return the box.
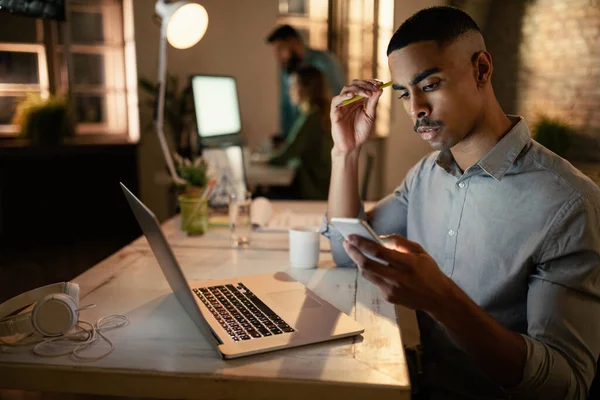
[532,115,573,158]
[173,153,210,235]
[12,94,75,146]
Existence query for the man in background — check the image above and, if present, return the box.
[266,24,344,138]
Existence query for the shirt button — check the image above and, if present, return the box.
[458,182,465,188]
[448,229,456,237]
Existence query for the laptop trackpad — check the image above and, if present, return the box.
[267,289,322,312]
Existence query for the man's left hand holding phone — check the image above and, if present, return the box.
[330,217,391,266]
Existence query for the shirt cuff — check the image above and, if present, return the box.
[320,204,367,268]
[319,203,367,237]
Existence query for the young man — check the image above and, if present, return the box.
[266,24,345,138]
[323,6,600,399]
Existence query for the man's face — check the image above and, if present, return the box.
[388,40,483,151]
[270,39,302,73]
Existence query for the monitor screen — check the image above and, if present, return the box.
[191,75,242,140]
[202,145,247,207]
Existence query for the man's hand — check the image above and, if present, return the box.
[343,234,455,312]
[346,234,529,389]
[330,80,384,155]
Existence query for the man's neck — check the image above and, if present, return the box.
[450,101,513,172]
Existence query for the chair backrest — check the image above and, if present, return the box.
[361,151,375,201]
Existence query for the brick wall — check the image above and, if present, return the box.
[517,0,600,138]
[473,0,600,160]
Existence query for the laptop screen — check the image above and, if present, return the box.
[191,75,242,139]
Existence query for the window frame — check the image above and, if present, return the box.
[0,42,50,135]
[0,0,138,142]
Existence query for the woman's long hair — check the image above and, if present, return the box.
[294,65,332,131]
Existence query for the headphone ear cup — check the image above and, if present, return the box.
[32,293,78,337]
[65,282,80,309]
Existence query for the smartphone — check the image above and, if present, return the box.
[330,217,389,266]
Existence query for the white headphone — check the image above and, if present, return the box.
[0,282,80,338]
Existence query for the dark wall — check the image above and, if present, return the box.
[481,0,526,115]
[0,143,139,302]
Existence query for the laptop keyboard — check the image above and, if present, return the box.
[192,283,295,342]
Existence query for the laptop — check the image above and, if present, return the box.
[120,183,364,359]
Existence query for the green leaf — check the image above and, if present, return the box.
[532,116,573,158]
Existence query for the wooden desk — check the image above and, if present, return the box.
[144,201,333,252]
[0,202,411,400]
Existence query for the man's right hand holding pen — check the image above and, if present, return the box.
[327,79,386,222]
[329,79,386,156]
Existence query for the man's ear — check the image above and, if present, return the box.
[472,50,493,86]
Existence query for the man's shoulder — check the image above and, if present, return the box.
[410,151,441,176]
[523,142,600,202]
[392,152,439,191]
[306,47,340,67]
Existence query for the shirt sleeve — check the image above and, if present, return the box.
[311,52,345,97]
[280,72,297,137]
[321,158,421,267]
[509,192,600,399]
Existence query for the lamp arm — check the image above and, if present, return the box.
[155,20,183,184]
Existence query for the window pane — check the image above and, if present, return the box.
[75,94,105,123]
[296,27,310,44]
[69,11,104,44]
[0,96,24,125]
[348,26,363,58]
[279,0,309,15]
[72,53,105,86]
[0,12,38,43]
[0,51,39,84]
[378,0,394,31]
[58,8,123,45]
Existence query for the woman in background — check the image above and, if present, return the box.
[268,65,334,200]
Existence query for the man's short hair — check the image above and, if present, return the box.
[266,24,301,43]
[387,6,481,56]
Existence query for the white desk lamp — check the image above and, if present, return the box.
[154,0,209,184]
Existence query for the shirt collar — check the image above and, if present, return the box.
[477,115,530,180]
[435,115,531,181]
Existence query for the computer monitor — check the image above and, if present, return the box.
[191,75,242,147]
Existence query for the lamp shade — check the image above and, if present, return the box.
[166,3,208,49]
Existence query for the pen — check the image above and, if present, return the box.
[337,80,393,107]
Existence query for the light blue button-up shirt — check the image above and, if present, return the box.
[323,116,600,399]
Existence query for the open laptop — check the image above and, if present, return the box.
[120,183,364,359]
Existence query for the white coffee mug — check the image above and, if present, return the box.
[289,226,320,269]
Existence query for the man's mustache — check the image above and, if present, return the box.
[414,119,443,133]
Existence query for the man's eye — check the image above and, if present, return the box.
[423,82,440,91]
[398,92,409,99]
